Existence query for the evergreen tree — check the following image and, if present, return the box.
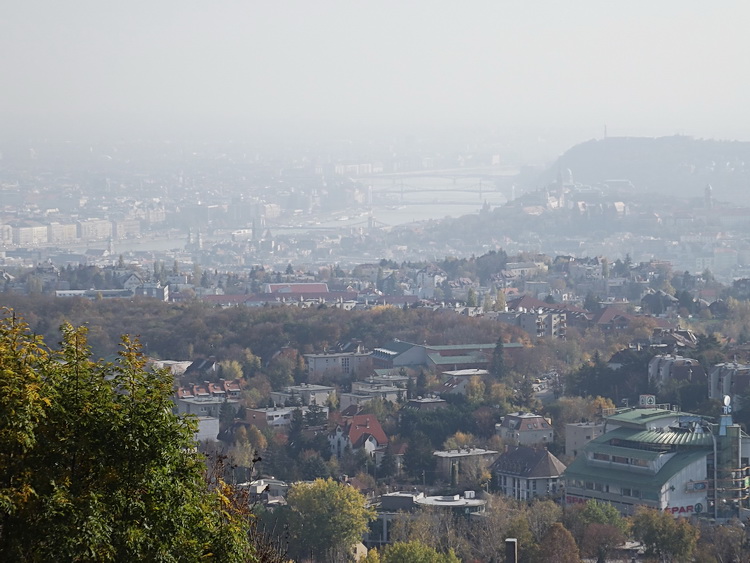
[490,337,506,380]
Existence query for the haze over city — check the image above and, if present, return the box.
[2,1,749,159]
[8,3,750,562]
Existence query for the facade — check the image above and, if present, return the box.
[433,448,499,481]
[194,416,220,442]
[12,222,48,245]
[402,397,447,411]
[563,405,750,519]
[491,446,566,501]
[709,363,750,413]
[370,491,486,546]
[565,421,606,458]
[339,382,402,411]
[415,266,446,299]
[329,414,388,458]
[135,282,169,301]
[245,405,328,431]
[494,311,567,339]
[77,218,113,241]
[174,379,242,417]
[648,355,705,391]
[270,383,335,406]
[496,412,554,446]
[48,222,78,244]
[304,351,371,378]
[372,339,522,372]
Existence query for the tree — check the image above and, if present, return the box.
[526,498,562,543]
[465,376,486,404]
[536,522,580,563]
[220,359,244,380]
[305,403,328,427]
[378,445,398,478]
[219,400,237,431]
[0,313,261,561]
[583,292,600,313]
[403,431,437,483]
[631,506,699,562]
[374,541,460,563]
[466,288,477,307]
[490,337,506,380]
[494,288,507,311]
[285,478,375,561]
[581,523,626,563]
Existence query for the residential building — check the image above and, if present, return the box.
[77,218,113,241]
[173,379,243,417]
[12,222,48,245]
[195,416,220,442]
[135,281,169,301]
[245,405,328,431]
[48,222,78,244]
[709,363,750,413]
[369,491,486,547]
[493,310,567,339]
[433,448,499,481]
[329,414,388,458]
[496,412,554,446]
[648,355,705,391]
[270,383,335,406]
[339,381,402,411]
[174,383,240,418]
[491,445,566,501]
[402,397,447,411]
[304,350,371,379]
[565,421,606,458]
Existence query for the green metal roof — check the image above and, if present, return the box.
[626,429,714,447]
[564,449,709,493]
[426,343,523,351]
[605,408,688,427]
[427,354,485,365]
[591,444,663,461]
[588,426,713,449]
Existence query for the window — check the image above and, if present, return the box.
[621,488,631,497]
[612,455,629,464]
[593,453,610,461]
[631,458,649,468]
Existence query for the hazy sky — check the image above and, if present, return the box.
[2,1,748,147]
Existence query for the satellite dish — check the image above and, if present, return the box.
[724,395,732,407]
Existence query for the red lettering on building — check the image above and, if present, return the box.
[664,505,693,514]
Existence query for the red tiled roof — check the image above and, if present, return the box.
[335,414,388,448]
[592,306,634,325]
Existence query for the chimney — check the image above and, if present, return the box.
[505,538,518,563]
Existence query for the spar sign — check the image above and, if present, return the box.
[664,503,703,515]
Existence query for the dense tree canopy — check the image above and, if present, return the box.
[0,312,260,562]
[284,478,375,561]
[0,294,520,363]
